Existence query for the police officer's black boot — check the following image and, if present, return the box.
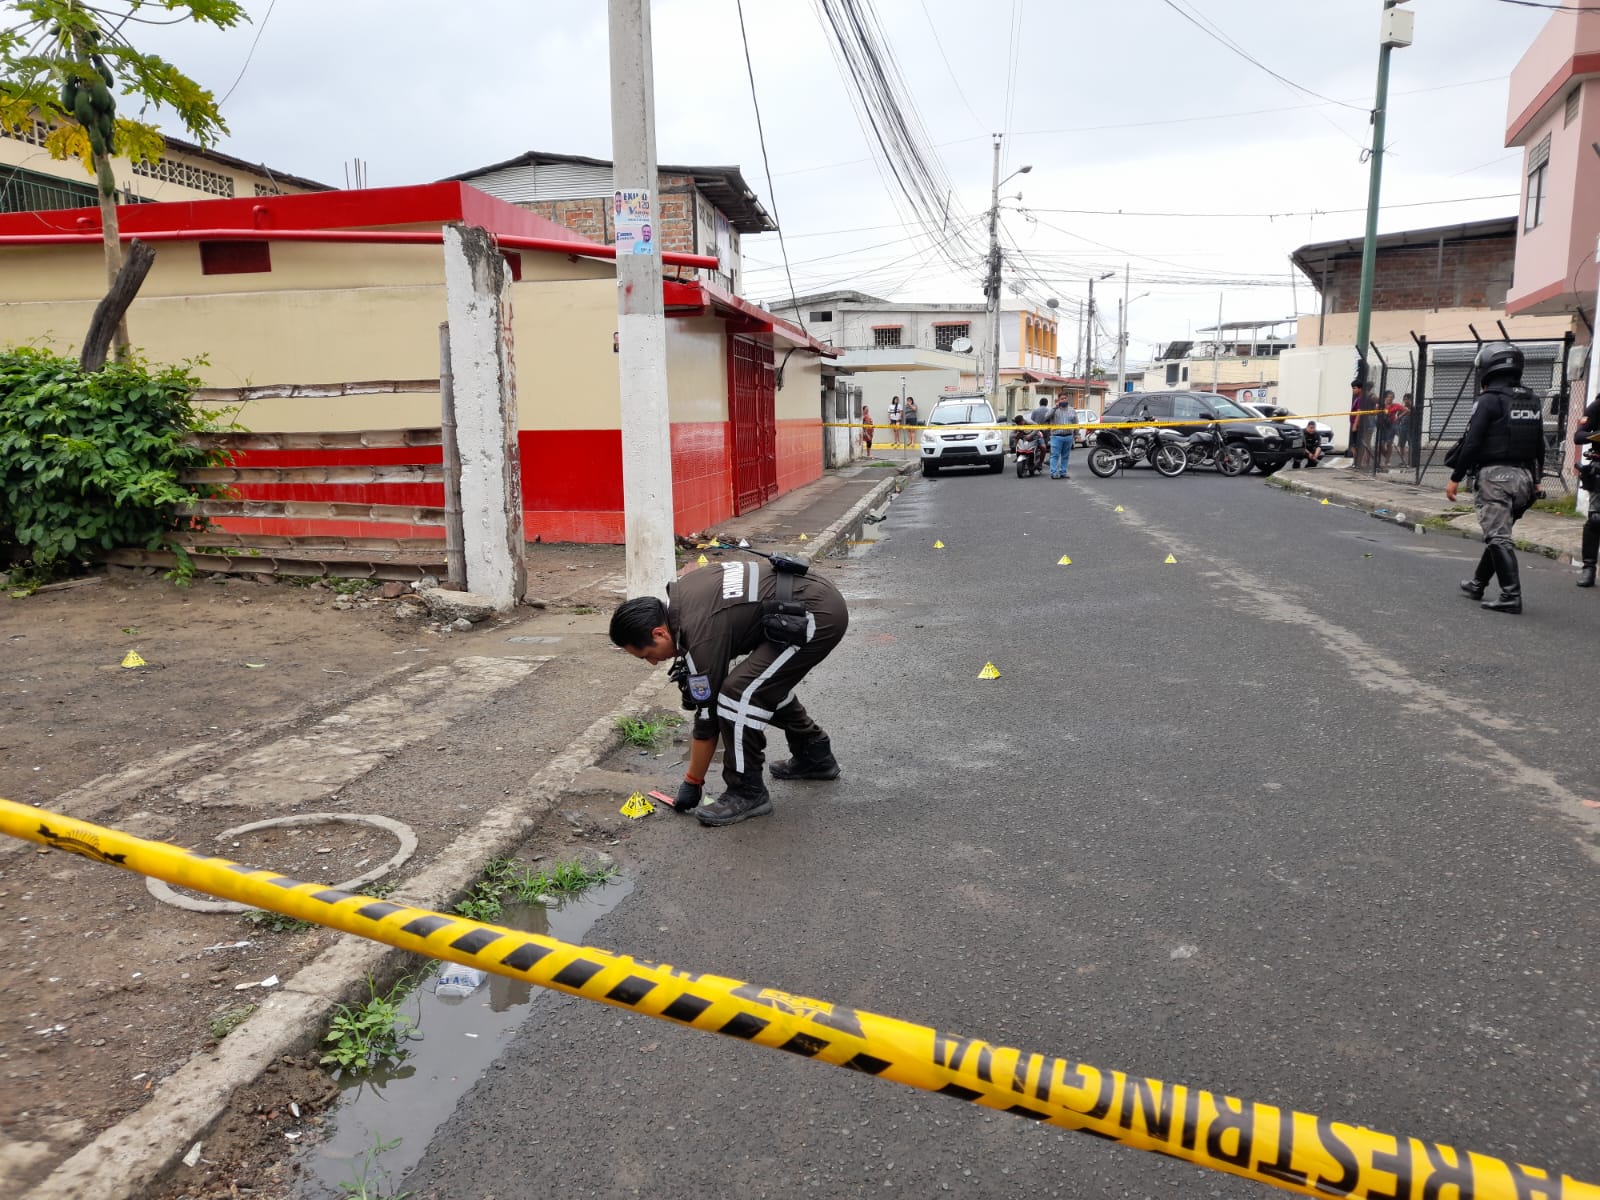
[1481,544,1523,614]
[1460,547,1494,600]
[770,735,841,781]
[1577,519,1599,587]
[695,769,773,827]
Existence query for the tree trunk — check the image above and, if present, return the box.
[93,150,130,361]
[80,238,153,373]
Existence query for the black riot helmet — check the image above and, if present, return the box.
[1476,342,1525,389]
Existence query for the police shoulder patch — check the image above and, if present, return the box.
[689,673,713,702]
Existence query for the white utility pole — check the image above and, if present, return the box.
[1211,292,1224,394]
[986,137,1003,409]
[1115,263,1129,399]
[610,0,676,597]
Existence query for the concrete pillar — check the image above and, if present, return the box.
[442,224,526,610]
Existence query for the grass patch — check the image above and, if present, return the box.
[1532,491,1578,517]
[614,712,681,749]
[208,1004,256,1041]
[320,976,418,1074]
[338,1132,413,1200]
[451,855,617,920]
[243,908,316,933]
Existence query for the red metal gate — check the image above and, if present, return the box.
[729,335,777,515]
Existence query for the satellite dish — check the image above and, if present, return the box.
[951,337,974,354]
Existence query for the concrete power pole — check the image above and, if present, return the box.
[1116,263,1129,398]
[1353,0,1414,391]
[986,136,1003,410]
[609,0,677,597]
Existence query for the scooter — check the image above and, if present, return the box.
[1013,427,1045,477]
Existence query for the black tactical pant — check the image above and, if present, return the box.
[1475,464,1535,550]
[715,592,849,786]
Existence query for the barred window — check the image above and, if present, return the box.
[0,119,49,148]
[934,323,971,351]
[253,181,283,197]
[872,326,902,347]
[131,156,235,198]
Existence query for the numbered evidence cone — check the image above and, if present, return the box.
[1164,554,1177,564]
[1321,498,1331,506]
[620,792,655,819]
[120,650,146,669]
[1057,555,1072,566]
[1114,506,1125,512]
[977,662,1001,680]
[697,554,709,566]
[934,540,945,549]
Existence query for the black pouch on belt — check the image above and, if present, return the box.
[760,554,810,646]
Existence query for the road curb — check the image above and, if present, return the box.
[1266,474,1577,562]
[800,463,913,562]
[32,668,676,1200]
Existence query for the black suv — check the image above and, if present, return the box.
[1101,391,1301,475]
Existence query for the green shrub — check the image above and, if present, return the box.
[0,346,232,580]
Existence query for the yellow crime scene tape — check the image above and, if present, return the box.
[4,795,1591,1200]
[826,409,1367,435]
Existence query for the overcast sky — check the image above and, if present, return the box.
[117,0,1553,367]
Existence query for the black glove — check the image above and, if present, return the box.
[674,779,704,811]
[667,660,696,711]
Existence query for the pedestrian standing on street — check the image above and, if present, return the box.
[1449,343,1545,614]
[1571,391,1600,587]
[1389,393,1413,469]
[1375,390,1397,469]
[1351,382,1378,469]
[609,559,850,827]
[860,406,874,459]
[886,395,902,442]
[1045,394,1076,479]
[903,396,919,428]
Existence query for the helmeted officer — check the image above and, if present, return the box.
[1571,389,1600,588]
[1448,342,1546,614]
[609,558,849,827]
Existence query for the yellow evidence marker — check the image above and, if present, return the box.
[798,533,809,541]
[697,554,709,566]
[120,650,146,669]
[1321,498,1331,506]
[1058,555,1072,566]
[977,662,1001,679]
[620,792,655,819]
[934,540,946,549]
[1114,505,1125,512]
[1164,553,1177,564]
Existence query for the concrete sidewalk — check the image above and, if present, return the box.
[1268,458,1586,564]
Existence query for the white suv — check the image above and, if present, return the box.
[920,396,1004,476]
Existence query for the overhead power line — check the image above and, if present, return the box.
[1020,192,1518,220]
[735,0,805,334]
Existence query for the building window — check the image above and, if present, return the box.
[200,241,271,275]
[1526,133,1551,232]
[933,323,971,351]
[873,326,903,347]
[1566,86,1581,128]
[132,156,236,198]
[809,310,833,322]
[1165,362,1180,386]
[1181,366,1189,382]
[253,181,283,197]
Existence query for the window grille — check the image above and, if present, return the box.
[873,326,902,347]
[934,323,970,351]
[254,181,283,197]
[132,156,235,198]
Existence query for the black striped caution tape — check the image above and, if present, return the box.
[3,796,1592,1200]
[826,410,1365,433]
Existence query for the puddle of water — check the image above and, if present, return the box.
[827,502,892,558]
[291,876,633,1198]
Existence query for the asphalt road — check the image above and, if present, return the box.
[401,464,1600,1199]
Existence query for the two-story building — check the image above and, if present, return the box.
[1138,320,1295,405]
[763,289,1094,421]
[443,150,773,297]
[0,119,328,211]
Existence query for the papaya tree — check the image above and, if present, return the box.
[0,0,246,364]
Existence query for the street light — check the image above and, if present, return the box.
[987,140,1032,412]
[1353,0,1414,391]
[1116,288,1150,398]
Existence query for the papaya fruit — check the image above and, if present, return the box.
[90,81,111,112]
[72,88,94,126]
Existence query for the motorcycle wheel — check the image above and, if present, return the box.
[1154,443,1187,477]
[1087,447,1119,478]
[1217,444,1251,477]
[1016,456,1026,478]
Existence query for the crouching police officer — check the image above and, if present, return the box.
[1447,342,1546,614]
[1572,391,1600,588]
[609,556,849,827]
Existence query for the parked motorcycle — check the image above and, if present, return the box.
[1013,427,1046,477]
[1086,423,1187,478]
[1181,422,1252,476]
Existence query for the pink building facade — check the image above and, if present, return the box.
[1505,0,1600,317]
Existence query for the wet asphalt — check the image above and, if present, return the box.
[401,464,1600,1199]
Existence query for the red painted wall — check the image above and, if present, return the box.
[214,420,817,547]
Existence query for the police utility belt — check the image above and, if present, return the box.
[756,550,811,646]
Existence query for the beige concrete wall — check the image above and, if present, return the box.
[0,129,316,202]
[1303,308,1573,347]
[665,317,728,424]
[775,353,823,422]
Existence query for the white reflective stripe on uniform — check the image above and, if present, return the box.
[746,560,760,601]
[776,691,797,709]
[719,704,768,732]
[729,646,797,772]
[805,611,816,642]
